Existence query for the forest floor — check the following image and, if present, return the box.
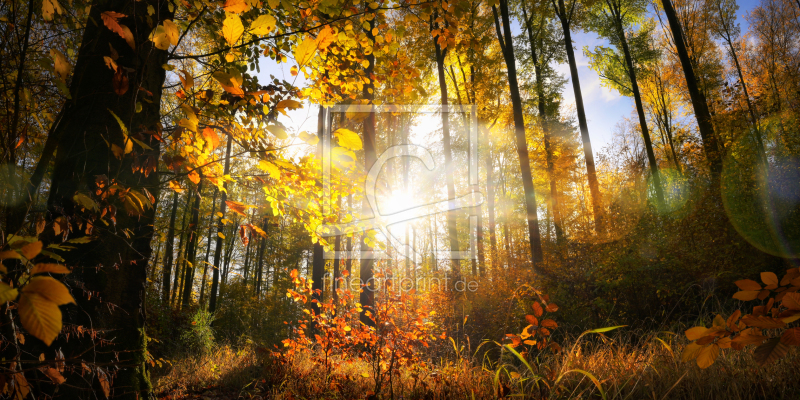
[153,331,800,400]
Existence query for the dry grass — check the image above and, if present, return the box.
[154,333,800,399]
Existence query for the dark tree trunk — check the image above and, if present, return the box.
[172,191,190,306]
[493,0,544,268]
[209,134,233,313]
[661,0,723,178]
[432,16,462,273]
[312,106,326,316]
[553,0,605,231]
[199,188,218,307]
[44,0,171,396]
[181,179,203,307]
[360,17,377,326]
[162,190,179,303]
[612,12,666,207]
[523,6,565,243]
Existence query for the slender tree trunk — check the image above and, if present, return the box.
[613,15,666,208]
[432,15,461,271]
[523,6,565,243]
[554,0,605,231]
[661,0,723,178]
[172,191,190,305]
[181,179,203,307]
[199,188,218,307]
[493,0,544,268]
[209,134,233,313]
[312,106,326,316]
[162,190,179,303]
[485,132,498,273]
[360,16,377,326]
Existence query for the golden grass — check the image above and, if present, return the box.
[154,333,800,399]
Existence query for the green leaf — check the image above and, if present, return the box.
[585,325,627,334]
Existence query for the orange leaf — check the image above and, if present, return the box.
[782,293,800,310]
[21,241,43,260]
[545,303,559,312]
[733,290,759,301]
[541,319,558,329]
[202,127,220,151]
[761,272,779,286]
[524,315,538,326]
[226,200,247,217]
[735,279,761,291]
[31,264,71,275]
[753,337,789,366]
[685,326,709,341]
[101,11,127,39]
[781,327,800,346]
[742,315,786,329]
[696,344,719,369]
[532,302,543,318]
[726,310,742,330]
[188,170,200,185]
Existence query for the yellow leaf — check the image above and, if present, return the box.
[50,49,71,82]
[21,241,43,260]
[218,232,226,239]
[168,180,185,193]
[294,36,318,67]
[331,147,356,168]
[18,292,62,345]
[276,99,302,110]
[316,25,335,49]
[0,282,18,303]
[696,344,719,369]
[267,124,288,140]
[31,264,71,275]
[222,13,244,46]
[163,19,180,46]
[360,372,369,378]
[24,276,75,306]
[250,14,276,35]
[149,25,171,50]
[41,0,63,21]
[334,128,362,150]
[258,160,281,179]
[298,131,319,145]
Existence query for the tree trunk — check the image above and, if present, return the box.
[199,187,218,307]
[554,0,605,231]
[614,14,666,208]
[208,134,233,313]
[360,16,377,326]
[493,0,544,268]
[162,190,179,303]
[44,0,171,395]
[181,179,203,307]
[312,106,326,316]
[172,191,190,306]
[523,5,565,243]
[661,0,723,178]
[432,15,461,272]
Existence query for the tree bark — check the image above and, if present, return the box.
[432,14,461,272]
[661,0,723,178]
[360,17,377,326]
[44,0,171,396]
[612,11,666,208]
[209,134,233,313]
[199,187,218,307]
[162,190,179,303]
[493,0,544,268]
[181,178,203,307]
[553,0,605,231]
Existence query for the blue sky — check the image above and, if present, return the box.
[563,0,760,155]
[256,0,762,157]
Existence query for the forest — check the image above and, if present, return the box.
[0,0,799,397]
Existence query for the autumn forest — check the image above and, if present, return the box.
[1,0,800,397]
